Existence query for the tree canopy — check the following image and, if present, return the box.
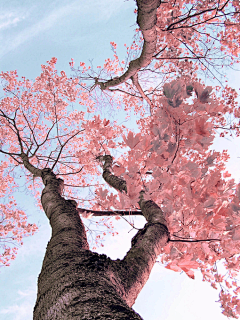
[1,0,240,318]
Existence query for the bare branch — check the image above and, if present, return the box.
[51,129,84,170]
[169,238,221,243]
[77,208,143,217]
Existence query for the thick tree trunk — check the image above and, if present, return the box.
[33,169,142,319]
[33,167,169,319]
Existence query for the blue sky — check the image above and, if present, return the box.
[0,1,240,319]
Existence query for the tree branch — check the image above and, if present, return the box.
[20,153,42,177]
[131,73,153,114]
[96,155,127,193]
[77,208,143,217]
[96,0,162,90]
[169,238,221,243]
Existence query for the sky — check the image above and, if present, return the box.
[0,0,240,319]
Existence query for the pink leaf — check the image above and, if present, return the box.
[123,132,141,149]
[166,263,182,272]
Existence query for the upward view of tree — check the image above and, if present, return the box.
[1,0,240,319]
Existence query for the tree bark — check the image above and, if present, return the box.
[96,155,169,306]
[97,0,161,90]
[33,164,169,319]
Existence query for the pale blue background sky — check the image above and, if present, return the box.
[0,1,240,319]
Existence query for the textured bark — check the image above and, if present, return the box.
[33,169,143,319]
[97,155,169,307]
[97,0,161,90]
[20,153,42,177]
[33,155,169,319]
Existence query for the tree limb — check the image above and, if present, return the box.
[77,208,143,217]
[96,0,162,90]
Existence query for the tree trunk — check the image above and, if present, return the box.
[33,168,169,319]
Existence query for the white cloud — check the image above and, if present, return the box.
[0,8,68,58]
[17,288,36,298]
[0,303,33,320]
[0,12,25,31]
[0,0,132,59]
[0,286,36,320]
